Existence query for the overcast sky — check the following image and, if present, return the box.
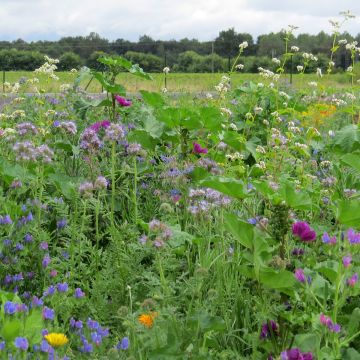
[1,0,360,42]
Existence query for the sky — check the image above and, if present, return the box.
[1,0,360,42]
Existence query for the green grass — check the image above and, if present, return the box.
[1,71,356,93]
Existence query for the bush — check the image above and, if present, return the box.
[58,52,82,71]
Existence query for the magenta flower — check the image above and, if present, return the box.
[89,120,111,133]
[260,320,279,339]
[281,348,313,360]
[292,221,316,242]
[115,95,132,107]
[193,143,208,154]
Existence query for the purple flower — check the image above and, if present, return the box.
[74,287,85,298]
[80,340,93,353]
[91,332,102,346]
[4,301,17,315]
[57,282,68,292]
[87,319,100,330]
[24,233,33,243]
[260,320,279,339]
[343,255,352,268]
[42,254,51,268]
[0,341,5,350]
[117,337,129,350]
[56,218,67,229]
[291,248,304,256]
[0,215,12,225]
[347,273,358,287]
[292,221,316,242]
[42,306,55,320]
[14,337,28,351]
[322,232,336,245]
[40,242,49,250]
[348,229,360,244]
[31,296,43,307]
[294,269,306,283]
[193,142,208,154]
[43,285,56,297]
[281,348,313,360]
[115,95,132,107]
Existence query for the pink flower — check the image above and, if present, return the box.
[115,95,132,107]
[193,143,208,154]
[343,255,352,268]
[292,221,316,242]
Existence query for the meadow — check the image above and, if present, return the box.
[1,71,355,93]
[0,21,360,360]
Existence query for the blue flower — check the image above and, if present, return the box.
[42,307,55,321]
[4,301,17,315]
[74,287,85,298]
[57,282,68,292]
[117,337,129,350]
[14,337,28,350]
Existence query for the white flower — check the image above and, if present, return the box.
[328,61,335,67]
[338,39,347,45]
[257,83,264,88]
[316,68,323,78]
[163,67,170,74]
[272,58,281,65]
[162,87,168,93]
[229,123,238,130]
[308,81,318,87]
[291,46,299,52]
[256,145,266,154]
[235,64,244,70]
[239,41,248,49]
[296,65,304,72]
[70,68,78,73]
[346,66,353,72]
[254,106,263,114]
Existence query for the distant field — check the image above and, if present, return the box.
[0,71,356,93]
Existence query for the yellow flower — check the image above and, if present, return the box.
[44,333,69,347]
[138,312,158,328]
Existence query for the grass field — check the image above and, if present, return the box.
[1,71,356,93]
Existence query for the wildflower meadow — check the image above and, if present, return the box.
[1,11,360,360]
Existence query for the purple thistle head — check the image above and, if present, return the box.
[193,142,208,154]
[322,232,336,245]
[347,228,360,244]
[292,221,316,242]
[115,95,132,107]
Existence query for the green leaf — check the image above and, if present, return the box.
[294,333,320,353]
[140,90,165,107]
[199,107,223,131]
[168,225,193,248]
[314,261,339,283]
[199,176,248,199]
[259,267,295,290]
[343,348,360,360]
[92,72,126,95]
[23,309,44,343]
[280,180,312,210]
[127,130,158,150]
[129,64,152,80]
[143,113,165,138]
[224,213,253,249]
[341,153,360,174]
[332,125,360,154]
[337,200,360,228]
[1,319,21,342]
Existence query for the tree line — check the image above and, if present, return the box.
[0,29,358,72]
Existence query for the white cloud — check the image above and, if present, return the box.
[0,0,359,41]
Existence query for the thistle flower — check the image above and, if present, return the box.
[193,143,208,154]
[44,333,68,347]
[281,348,313,360]
[294,269,307,283]
[292,222,316,242]
[343,255,352,268]
[115,95,132,107]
